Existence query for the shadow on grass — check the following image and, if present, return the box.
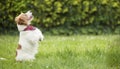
[106,35,120,67]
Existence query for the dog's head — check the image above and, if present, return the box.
[15,11,33,25]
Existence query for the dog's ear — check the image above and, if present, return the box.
[15,17,27,25]
[18,18,27,25]
[18,18,25,25]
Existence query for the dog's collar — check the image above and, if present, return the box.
[23,25,36,31]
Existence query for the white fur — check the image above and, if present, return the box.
[25,11,33,25]
[17,25,27,31]
[16,11,44,61]
[16,27,44,61]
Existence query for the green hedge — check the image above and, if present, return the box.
[0,0,120,35]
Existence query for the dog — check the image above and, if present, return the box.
[15,11,44,61]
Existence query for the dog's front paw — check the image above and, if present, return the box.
[39,38,44,41]
[39,35,44,41]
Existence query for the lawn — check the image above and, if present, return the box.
[0,35,120,69]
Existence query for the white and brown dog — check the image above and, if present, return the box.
[15,11,44,61]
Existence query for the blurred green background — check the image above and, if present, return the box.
[0,0,120,35]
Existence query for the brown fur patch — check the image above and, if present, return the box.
[17,44,22,49]
[16,44,22,56]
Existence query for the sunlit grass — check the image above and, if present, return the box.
[0,35,120,69]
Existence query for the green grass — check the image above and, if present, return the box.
[0,35,120,69]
